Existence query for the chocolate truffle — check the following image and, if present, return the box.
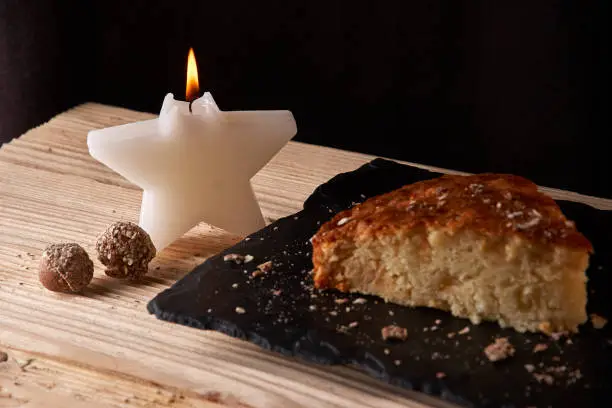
[39,243,94,293]
[96,221,156,280]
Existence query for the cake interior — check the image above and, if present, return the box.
[315,227,588,333]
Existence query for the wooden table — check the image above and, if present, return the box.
[1,104,610,408]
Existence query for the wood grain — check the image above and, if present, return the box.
[1,103,610,408]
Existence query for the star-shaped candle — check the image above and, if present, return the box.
[87,49,297,250]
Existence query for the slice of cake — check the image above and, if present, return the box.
[311,173,592,333]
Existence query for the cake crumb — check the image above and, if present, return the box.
[447,332,456,339]
[590,314,608,329]
[223,253,250,264]
[257,261,273,273]
[251,270,265,278]
[546,365,566,374]
[348,321,359,328]
[524,364,535,373]
[381,325,408,341]
[388,310,394,316]
[334,298,349,305]
[352,297,368,305]
[309,305,317,311]
[235,307,246,314]
[231,283,239,289]
[551,331,569,341]
[533,343,548,353]
[434,319,442,325]
[484,337,515,362]
[458,326,470,335]
[533,373,554,386]
[436,372,446,379]
[394,359,402,366]
[383,348,390,355]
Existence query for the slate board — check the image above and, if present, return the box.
[148,159,612,408]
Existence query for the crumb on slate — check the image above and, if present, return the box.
[524,364,535,373]
[447,332,456,339]
[484,337,515,362]
[334,298,349,305]
[436,372,446,379]
[223,253,254,264]
[235,307,246,314]
[551,331,569,341]
[533,373,554,386]
[381,325,408,342]
[348,321,359,328]
[533,343,548,353]
[383,348,390,355]
[352,297,367,304]
[257,261,272,273]
[590,314,608,329]
[458,326,470,335]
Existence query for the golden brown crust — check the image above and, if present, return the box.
[312,173,592,288]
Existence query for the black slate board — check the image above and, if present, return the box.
[148,159,612,408]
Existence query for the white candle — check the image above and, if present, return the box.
[87,92,297,250]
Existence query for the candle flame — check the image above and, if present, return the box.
[186,48,200,102]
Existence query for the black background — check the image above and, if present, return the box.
[0,1,609,197]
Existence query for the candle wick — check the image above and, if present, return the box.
[188,100,194,114]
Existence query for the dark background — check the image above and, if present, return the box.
[0,1,609,197]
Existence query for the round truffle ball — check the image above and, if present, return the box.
[96,221,156,280]
[39,243,94,293]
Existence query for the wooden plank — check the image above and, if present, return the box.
[0,103,610,408]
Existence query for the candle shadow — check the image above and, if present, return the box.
[154,227,242,262]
